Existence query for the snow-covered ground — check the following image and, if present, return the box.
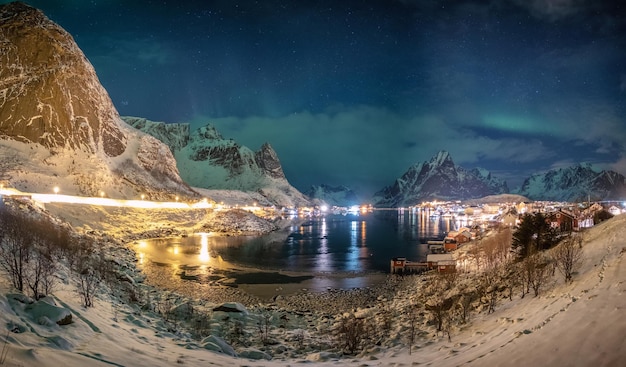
[0,198,624,366]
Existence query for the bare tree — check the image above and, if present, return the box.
[24,218,65,299]
[502,265,521,301]
[76,262,99,308]
[523,252,552,297]
[482,228,513,270]
[0,209,33,293]
[457,289,478,323]
[334,314,368,355]
[405,303,420,354]
[467,241,483,271]
[24,250,51,300]
[257,311,273,345]
[478,267,501,314]
[73,243,100,308]
[552,234,584,283]
[422,274,458,333]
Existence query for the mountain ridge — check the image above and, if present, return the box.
[372,150,509,207]
[125,117,310,208]
[515,163,626,202]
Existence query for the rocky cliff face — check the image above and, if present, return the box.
[0,2,125,156]
[373,151,509,207]
[122,117,190,151]
[0,3,192,199]
[516,163,626,202]
[255,142,286,180]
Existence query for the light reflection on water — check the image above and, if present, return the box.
[199,233,210,262]
[135,209,454,277]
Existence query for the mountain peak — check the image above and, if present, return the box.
[373,151,508,207]
[431,150,452,166]
[255,142,285,179]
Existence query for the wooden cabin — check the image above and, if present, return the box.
[426,254,456,273]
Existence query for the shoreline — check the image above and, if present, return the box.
[236,271,390,299]
[139,254,392,302]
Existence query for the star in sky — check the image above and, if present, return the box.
[5,0,626,197]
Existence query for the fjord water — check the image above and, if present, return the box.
[138,208,455,277]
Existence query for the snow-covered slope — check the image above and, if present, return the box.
[516,163,626,202]
[1,204,623,367]
[126,117,311,208]
[0,3,195,200]
[305,184,360,207]
[373,151,509,207]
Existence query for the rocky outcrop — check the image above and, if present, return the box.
[373,151,509,207]
[255,142,285,180]
[0,2,125,156]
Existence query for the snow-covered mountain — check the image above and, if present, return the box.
[516,163,626,202]
[373,151,509,207]
[0,2,194,200]
[305,184,360,207]
[125,117,311,208]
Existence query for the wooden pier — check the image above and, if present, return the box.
[390,257,428,274]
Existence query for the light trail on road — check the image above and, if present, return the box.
[0,187,212,209]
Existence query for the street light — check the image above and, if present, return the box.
[141,194,145,200]
[53,186,59,194]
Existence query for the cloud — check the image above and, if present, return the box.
[511,0,588,21]
[455,136,554,165]
[608,153,626,176]
[193,106,423,194]
[190,105,563,196]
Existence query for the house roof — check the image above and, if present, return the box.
[426,254,454,262]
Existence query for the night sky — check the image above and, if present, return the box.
[6,0,626,197]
